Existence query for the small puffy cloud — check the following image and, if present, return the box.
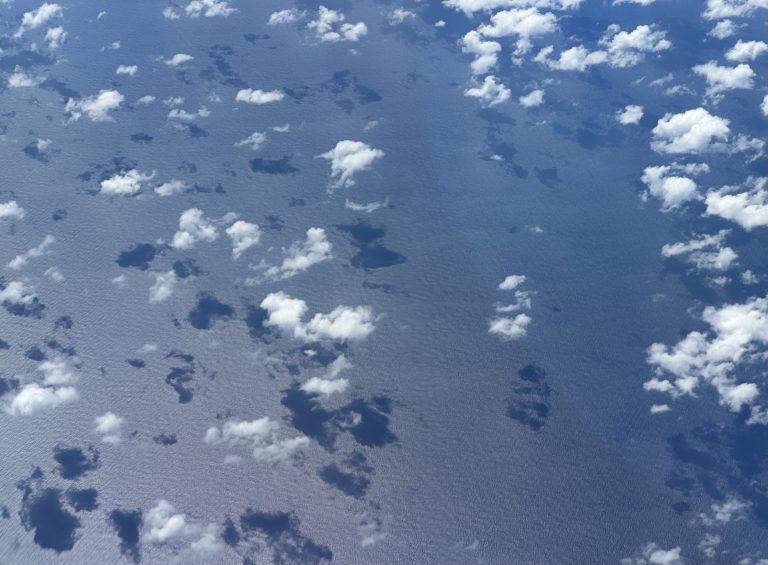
[65,90,124,122]
[535,44,607,71]
[599,24,671,67]
[460,30,501,76]
[94,411,125,444]
[692,61,754,98]
[701,498,748,525]
[464,75,511,106]
[5,383,78,416]
[100,169,154,196]
[137,95,156,105]
[641,162,709,210]
[762,94,768,117]
[8,66,43,88]
[263,227,332,279]
[268,8,304,25]
[703,0,768,20]
[308,6,368,42]
[489,313,531,340]
[319,140,385,189]
[519,89,544,107]
[167,106,210,121]
[149,271,177,303]
[204,417,309,463]
[260,291,375,343]
[8,234,56,270]
[154,179,188,197]
[661,230,738,271]
[345,198,389,213]
[301,377,349,396]
[0,201,25,220]
[616,104,643,125]
[499,275,527,290]
[0,281,37,305]
[479,7,557,56]
[145,500,195,543]
[705,176,768,230]
[389,8,416,24]
[726,39,768,61]
[225,220,261,259]
[143,500,222,559]
[164,53,194,66]
[184,0,235,17]
[116,64,138,76]
[171,208,218,249]
[45,26,66,49]
[443,0,583,15]
[235,88,284,104]
[15,2,63,37]
[620,543,684,565]
[708,19,736,39]
[651,108,731,154]
[613,0,655,4]
[234,131,267,150]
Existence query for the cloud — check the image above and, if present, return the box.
[15,3,63,37]
[99,169,155,196]
[308,6,367,42]
[171,208,218,249]
[204,417,309,463]
[345,198,389,213]
[319,140,385,189]
[149,271,177,303]
[184,0,235,17]
[268,8,304,26]
[45,26,66,48]
[144,500,195,543]
[641,162,709,210]
[661,230,738,271]
[94,412,125,444]
[726,39,768,61]
[620,543,684,565]
[651,108,732,154]
[389,8,416,24]
[0,281,37,305]
[705,176,768,230]
[260,292,376,343]
[225,220,261,259]
[167,106,210,121]
[8,235,55,270]
[616,104,643,125]
[535,44,607,70]
[164,53,194,66]
[8,66,43,88]
[154,179,188,197]
[443,0,581,15]
[0,201,25,220]
[235,131,267,150]
[645,295,768,420]
[478,8,557,55]
[703,0,768,20]
[301,377,349,396]
[519,89,544,107]
[460,30,501,75]
[700,498,748,525]
[262,227,332,279]
[499,275,527,290]
[708,19,737,39]
[235,88,285,104]
[116,64,138,76]
[692,61,754,98]
[5,359,78,416]
[464,75,511,106]
[489,313,531,340]
[65,90,124,122]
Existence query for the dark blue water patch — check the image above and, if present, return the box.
[535,167,562,188]
[23,140,54,163]
[222,516,240,546]
[281,385,338,450]
[190,182,226,194]
[19,486,81,554]
[53,445,100,480]
[172,258,204,279]
[78,157,138,184]
[1,506,9,519]
[237,509,333,565]
[0,376,19,397]
[335,221,406,270]
[24,345,46,361]
[318,453,372,499]
[250,156,299,175]
[52,209,67,221]
[165,367,195,403]
[575,118,624,150]
[39,78,79,100]
[244,304,274,342]
[108,509,142,563]
[152,433,177,446]
[243,33,270,43]
[339,397,398,448]
[0,338,8,349]
[166,350,194,363]
[66,488,98,512]
[321,70,382,110]
[54,315,73,330]
[289,198,306,207]
[47,340,76,357]
[506,364,551,431]
[116,243,157,270]
[177,122,209,138]
[130,133,153,144]
[126,359,145,368]
[0,279,45,318]
[0,50,56,71]
[362,281,409,296]
[672,501,691,514]
[264,215,285,231]
[188,292,235,330]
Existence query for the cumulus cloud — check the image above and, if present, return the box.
[489,314,531,340]
[225,220,261,259]
[651,108,733,154]
[0,281,37,305]
[116,64,138,76]
[301,355,351,396]
[45,26,66,49]
[705,176,768,230]
[641,162,709,210]
[268,8,304,26]
[184,0,235,17]
[703,0,768,20]
[145,500,195,543]
[616,104,643,125]
[460,30,501,75]
[260,228,332,280]
[661,230,738,271]
[692,61,755,98]
[94,412,125,444]
[345,198,390,213]
[620,543,684,565]
[490,275,533,339]
[708,19,737,39]
[65,90,124,122]
[726,39,768,61]
[100,169,155,196]
[204,417,309,463]
[464,75,511,106]
[443,0,582,15]
[167,106,210,121]
[8,66,43,88]
[0,201,25,220]
[234,131,267,150]
[5,359,78,416]
[535,44,607,70]
[519,89,544,107]
[235,88,284,104]
[149,271,177,303]
[171,208,218,249]
[308,6,367,42]
[645,295,768,419]
[164,53,194,66]
[478,8,557,55]
[15,3,62,37]
[8,235,55,270]
[319,140,385,190]
[260,292,376,343]
[154,179,188,197]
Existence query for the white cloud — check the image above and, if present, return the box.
[226,220,261,259]
[692,61,754,98]
[235,88,284,104]
[204,417,309,463]
[535,44,608,70]
[613,0,656,5]
[651,108,731,154]
[345,198,389,213]
[650,404,670,414]
[641,162,709,210]
[172,208,219,249]
[519,89,544,107]
[703,0,768,20]
[479,7,557,57]
[620,543,684,565]
[726,39,768,61]
[164,53,194,66]
[443,0,582,15]
[234,131,267,150]
[8,234,55,270]
[5,383,78,416]
[489,313,531,340]
[44,25,66,49]
[763,94,768,117]
[701,498,748,525]
[262,228,332,279]
[705,176,768,230]
[319,140,385,189]
[661,230,738,271]
[15,3,63,37]
[268,8,303,26]
[100,169,154,196]
[260,291,376,343]
[616,104,643,125]
[94,411,125,444]
[145,500,195,543]
[499,275,527,290]
[0,201,25,220]
[389,8,416,24]
[154,179,188,197]
[65,90,124,122]
[464,75,511,106]
[137,95,156,105]
[0,281,37,305]
[600,24,671,67]
[45,267,64,282]
[460,30,501,75]
[8,66,43,88]
[708,19,737,39]
[149,271,177,303]
[308,6,368,42]
[116,64,138,76]
[167,106,210,121]
[184,0,235,17]
[301,377,349,396]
